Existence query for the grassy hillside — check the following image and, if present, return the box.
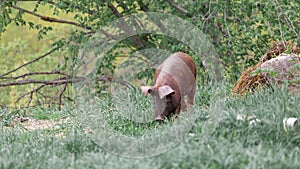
[0,82,299,168]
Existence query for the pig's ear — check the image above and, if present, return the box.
[140,86,153,96]
[158,85,175,99]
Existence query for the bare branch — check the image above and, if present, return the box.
[58,84,67,110]
[0,77,85,87]
[37,91,55,100]
[10,5,92,31]
[15,84,46,103]
[1,71,69,80]
[97,75,112,82]
[27,91,33,108]
[0,47,59,78]
[1,71,135,108]
[0,75,132,88]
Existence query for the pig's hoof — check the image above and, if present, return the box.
[186,104,192,112]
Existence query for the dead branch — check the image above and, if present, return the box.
[13,75,69,106]
[27,90,33,108]
[1,70,69,80]
[15,84,46,103]
[58,84,67,110]
[0,77,84,87]
[1,71,135,107]
[37,91,55,100]
[0,47,59,78]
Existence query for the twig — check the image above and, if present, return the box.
[136,0,167,33]
[37,91,55,99]
[58,84,67,110]
[164,0,189,14]
[0,47,59,78]
[46,1,117,39]
[46,0,95,15]
[11,5,92,30]
[2,72,135,108]
[274,0,299,37]
[136,0,150,12]
[15,84,46,103]
[0,77,85,87]
[97,75,112,82]
[1,71,69,80]
[27,91,33,108]
[102,0,146,48]
[0,74,131,87]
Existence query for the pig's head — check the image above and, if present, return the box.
[141,85,177,121]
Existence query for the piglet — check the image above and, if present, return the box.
[141,52,197,121]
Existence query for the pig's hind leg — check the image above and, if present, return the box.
[186,84,196,111]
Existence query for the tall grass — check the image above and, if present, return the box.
[0,82,299,169]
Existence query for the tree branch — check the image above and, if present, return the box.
[46,0,95,15]
[58,84,67,110]
[164,0,189,14]
[27,90,33,107]
[15,84,46,103]
[1,70,69,80]
[101,0,146,48]
[1,70,135,108]
[0,47,59,78]
[0,77,85,87]
[10,5,92,31]
[136,0,150,12]
[0,75,134,88]
[46,1,117,39]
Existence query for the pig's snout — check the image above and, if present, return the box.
[155,115,165,121]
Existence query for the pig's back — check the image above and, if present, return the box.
[155,52,196,95]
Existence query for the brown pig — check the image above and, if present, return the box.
[140,52,197,121]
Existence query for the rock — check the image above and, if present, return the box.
[260,54,300,92]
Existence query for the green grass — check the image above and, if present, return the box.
[0,82,300,169]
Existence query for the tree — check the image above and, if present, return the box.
[0,0,299,108]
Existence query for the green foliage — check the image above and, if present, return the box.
[189,0,299,80]
[1,1,299,167]
[1,0,299,71]
[0,0,299,106]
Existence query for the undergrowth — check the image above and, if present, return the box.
[0,82,299,169]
